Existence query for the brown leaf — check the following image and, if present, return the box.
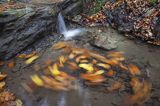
[17,51,37,59]
[0,74,7,81]
[0,91,16,104]
[42,76,68,91]
[67,61,79,70]
[7,60,15,69]
[106,70,115,77]
[0,61,4,66]
[52,42,68,50]
[107,81,123,92]
[0,82,5,90]
[75,55,89,63]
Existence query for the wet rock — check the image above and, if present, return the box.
[0,6,57,60]
[91,35,118,50]
[59,0,83,17]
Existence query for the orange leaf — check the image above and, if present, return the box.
[128,64,141,75]
[80,73,105,83]
[106,70,115,77]
[107,51,124,58]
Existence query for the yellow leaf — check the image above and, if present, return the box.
[79,63,94,73]
[94,70,104,75]
[25,55,39,65]
[31,75,43,86]
[48,64,61,76]
[58,56,67,67]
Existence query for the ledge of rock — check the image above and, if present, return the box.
[0,6,57,60]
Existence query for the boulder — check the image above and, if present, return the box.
[0,6,57,60]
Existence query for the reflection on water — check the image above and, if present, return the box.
[57,92,67,106]
[41,97,49,106]
[82,89,91,106]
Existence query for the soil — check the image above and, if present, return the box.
[1,25,160,106]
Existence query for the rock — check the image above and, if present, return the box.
[59,0,83,17]
[0,6,57,60]
[91,35,118,50]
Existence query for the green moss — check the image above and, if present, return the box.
[150,0,157,5]
[51,8,56,16]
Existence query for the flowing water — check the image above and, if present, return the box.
[58,12,83,40]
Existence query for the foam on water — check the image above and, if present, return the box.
[58,12,83,40]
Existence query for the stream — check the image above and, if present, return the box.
[0,1,160,106]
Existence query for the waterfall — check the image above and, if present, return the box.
[57,12,83,40]
[58,12,67,34]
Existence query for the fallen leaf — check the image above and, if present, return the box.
[80,73,105,83]
[79,63,94,73]
[124,80,151,105]
[31,75,43,86]
[67,62,79,70]
[0,61,4,66]
[0,91,16,103]
[107,51,124,58]
[0,82,5,90]
[106,70,115,77]
[130,77,142,93]
[8,60,15,69]
[0,74,7,81]
[58,56,67,67]
[42,76,68,91]
[80,60,89,63]
[52,42,68,50]
[16,99,23,106]
[18,51,36,59]
[48,63,61,76]
[97,63,111,69]
[128,64,141,75]
[25,55,39,65]
[92,59,97,64]
[119,63,128,71]
[75,55,89,63]
[107,81,123,92]
[68,53,76,59]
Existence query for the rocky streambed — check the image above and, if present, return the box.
[0,1,160,106]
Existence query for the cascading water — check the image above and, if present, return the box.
[58,12,83,40]
[58,12,67,34]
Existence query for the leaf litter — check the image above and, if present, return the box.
[19,41,152,105]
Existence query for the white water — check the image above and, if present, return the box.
[58,12,83,40]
